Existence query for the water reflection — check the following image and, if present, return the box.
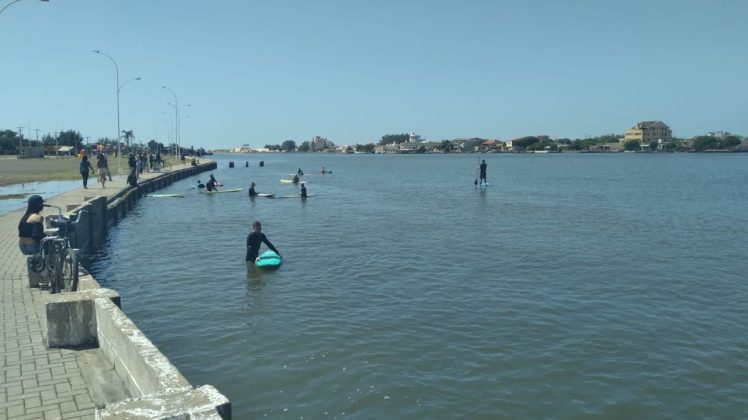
[0,179,82,215]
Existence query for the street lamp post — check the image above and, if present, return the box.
[118,76,141,153]
[162,86,180,158]
[93,49,141,175]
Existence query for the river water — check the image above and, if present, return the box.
[89,152,748,418]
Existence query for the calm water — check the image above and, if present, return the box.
[89,153,748,418]
[0,179,82,216]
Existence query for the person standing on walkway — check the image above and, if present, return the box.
[128,153,137,177]
[246,221,280,263]
[80,155,94,189]
[18,195,45,255]
[479,160,487,186]
[96,153,109,188]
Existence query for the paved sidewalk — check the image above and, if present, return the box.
[0,168,189,419]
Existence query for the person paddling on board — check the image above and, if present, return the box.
[297,168,304,176]
[196,180,205,189]
[479,160,487,186]
[321,166,326,174]
[301,183,307,198]
[292,174,300,184]
[206,174,219,192]
[246,221,280,262]
[248,182,257,197]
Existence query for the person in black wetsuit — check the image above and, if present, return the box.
[248,182,257,197]
[128,153,137,177]
[292,174,299,184]
[196,180,205,189]
[300,183,307,198]
[479,160,487,185]
[297,168,304,176]
[246,221,280,262]
[18,195,46,255]
[206,174,219,192]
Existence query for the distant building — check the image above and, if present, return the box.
[624,121,672,145]
[310,136,335,152]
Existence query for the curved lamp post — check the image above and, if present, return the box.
[118,76,141,151]
[162,85,180,158]
[0,0,48,15]
[93,49,140,174]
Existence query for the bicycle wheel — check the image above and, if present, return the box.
[48,242,63,293]
[59,247,79,293]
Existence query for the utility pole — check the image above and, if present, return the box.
[17,125,23,156]
[34,128,40,157]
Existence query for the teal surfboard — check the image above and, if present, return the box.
[255,250,282,268]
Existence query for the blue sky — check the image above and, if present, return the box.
[1,0,746,149]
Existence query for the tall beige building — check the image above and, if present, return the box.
[624,121,672,144]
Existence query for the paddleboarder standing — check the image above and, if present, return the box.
[479,160,487,186]
[246,221,280,262]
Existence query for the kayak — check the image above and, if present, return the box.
[147,193,184,198]
[279,194,315,199]
[255,250,282,269]
[199,188,243,194]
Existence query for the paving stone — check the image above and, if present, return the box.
[6,403,24,417]
[24,395,41,410]
[60,400,77,413]
[43,408,62,419]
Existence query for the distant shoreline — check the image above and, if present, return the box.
[212,149,747,155]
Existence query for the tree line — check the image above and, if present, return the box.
[0,127,207,156]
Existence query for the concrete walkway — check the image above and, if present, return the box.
[0,167,190,419]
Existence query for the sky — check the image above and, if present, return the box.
[1,0,746,149]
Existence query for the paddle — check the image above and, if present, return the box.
[474,157,479,185]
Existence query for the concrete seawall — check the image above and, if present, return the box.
[0,161,232,419]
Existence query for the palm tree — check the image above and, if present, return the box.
[121,130,134,150]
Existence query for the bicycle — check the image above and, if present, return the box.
[27,205,82,293]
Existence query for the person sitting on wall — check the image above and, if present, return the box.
[18,195,45,255]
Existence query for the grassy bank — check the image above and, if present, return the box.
[0,156,179,186]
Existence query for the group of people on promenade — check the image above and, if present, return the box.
[78,151,112,189]
[77,150,168,189]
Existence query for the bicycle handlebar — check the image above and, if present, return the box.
[44,204,87,227]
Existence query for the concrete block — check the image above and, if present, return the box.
[45,289,121,348]
[95,298,191,397]
[27,256,43,288]
[95,385,230,419]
